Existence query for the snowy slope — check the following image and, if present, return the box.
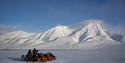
[122,36,125,43]
[0,31,35,44]
[42,26,72,41]
[0,31,37,48]
[70,23,112,43]
[0,22,124,49]
[107,31,125,43]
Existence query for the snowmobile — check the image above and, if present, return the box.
[21,48,56,62]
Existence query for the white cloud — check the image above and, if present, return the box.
[71,19,125,34]
[0,19,124,35]
[0,24,20,33]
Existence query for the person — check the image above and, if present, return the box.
[32,48,39,62]
[37,53,42,61]
[27,49,32,55]
[32,54,37,62]
[32,48,38,55]
[21,55,26,61]
[26,49,32,62]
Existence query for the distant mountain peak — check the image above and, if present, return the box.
[85,22,103,29]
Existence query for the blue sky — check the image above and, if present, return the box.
[0,0,125,33]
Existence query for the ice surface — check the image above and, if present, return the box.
[0,48,125,63]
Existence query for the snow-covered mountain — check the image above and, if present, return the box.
[70,23,112,42]
[42,26,72,41]
[0,22,124,49]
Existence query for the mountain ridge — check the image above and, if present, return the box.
[0,22,124,49]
